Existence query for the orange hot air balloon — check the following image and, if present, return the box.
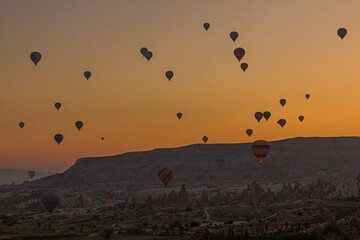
[158,167,174,186]
[104,189,115,199]
[251,140,271,165]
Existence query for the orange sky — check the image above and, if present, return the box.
[1,0,360,172]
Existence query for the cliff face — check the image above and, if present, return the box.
[33,137,360,188]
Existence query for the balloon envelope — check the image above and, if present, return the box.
[305,94,310,99]
[145,51,152,61]
[177,112,182,120]
[55,102,61,110]
[41,192,59,214]
[246,129,253,137]
[203,23,210,31]
[337,28,347,39]
[30,52,41,66]
[263,111,271,121]
[202,136,208,144]
[104,189,115,199]
[251,140,271,164]
[75,121,83,131]
[19,122,25,129]
[254,112,263,123]
[241,63,248,72]
[54,134,63,145]
[140,47,148,56]
[84,71,91,80]
[165,71,174,81]
[234,48,245,62]
[28,170,35,179]
[298,115,304,122]
[280,99,286,107]
[277,119,286,128]
[230,31,238,42]
[158,167,174,186]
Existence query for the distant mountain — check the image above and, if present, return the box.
[33,137,360,188]
[0,169,54,185]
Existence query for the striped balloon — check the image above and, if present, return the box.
[158,167,174,186]
[251,140,271,165]
[104,189,115,199]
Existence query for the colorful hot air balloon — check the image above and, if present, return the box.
[41,192,59,214]
[19,122,25,129]
[298,115,304,122]
[30,52,41,66]
[75,121,83,131]
[158,167,174,186]
[234,48,245,62]
[337,28,347,40]
[277,119,286,128]
[305,94,310,100]
[54,134,63,145]
[177,112,182,120]
[263,111,271,121]
[54,102,61,110]
[202,136,208,144]
[203,23,210,31]
[254,112,263,123]
[240,63,248,72]
[104,189,115,199]
[246,129,253,137]
[84,71,91,80]
[165,71,174,81]
[28,170,35,179]
[280,99,286,107]
[230,31,238,42]
[251,140,271,165]
[216,159,225,169]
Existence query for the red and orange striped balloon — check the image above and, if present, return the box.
[158,167,174,186]
[251,140,271,164]
[104,189,115,199]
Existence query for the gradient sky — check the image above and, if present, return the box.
[1,0,360,172]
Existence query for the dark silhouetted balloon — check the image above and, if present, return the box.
[241,63,248,72]
[104,189,115,199]
[158,167,174,186]
[140,47,148,56]
[337,28,347,40]
[101,137,104,141]
[298,115,304,122]
[246,129,253,137]
[203,23,210,31]
[19,122,25,129]
[202,136,208,144]
[234,48,245,62]
[75,121,83,131]
[55,102,61,110]
[254,112,263,123]
[251,140,271,165]
[277,119,286,128]
[230,31,238,42]
[305,94,310,100]
[280,99,286,107]
[84,71,91,80]
[28,170,35,179]
[30,52,41,66]
[216,159,225,169]
[54,134,63,145]
[263,111,271,121]
[177,112,182,120]
[165,71,174,81]
[145,51,152,61]
[41,191,59,214]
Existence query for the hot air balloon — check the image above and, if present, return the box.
[165,71,174,81]
[246,129,253,137]
[254,112,263,123]
[140,47,148,57]
[104,189,115,199]
[277,119,286,128]
[202,136,208,144]
[177,112,182,120]
[298,115,304,122]
[101,137,104,141]
[280,99,286,107]
[234,48,245,62]
[241,63,248,72]
[158,167,174,186]
[28,170,35,179]
[30,52,41,66]
[251,140,271,165]
[145,51,152,61]
[19,122,25,129]
[84,71,91,80]
[41,192,59,214]
[337,28,347,40]
[216,159,225,169]
[230,31,238,42]
[75,121,83,131]
[305,94,310,100]
[203,23,210,31]
[263,111,271,121]
[54,134,63,145]
[54,102,61,110]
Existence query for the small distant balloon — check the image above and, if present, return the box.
[246,129,253,137]
[251,140,271,165]
[19,122,25,129]
[84,71,91,80]
[177,112,182,120]
[140,47,148,56]
[234,48,245,62]
[241,63,248,72]
[145,51,152,61]
[41,192,59,214]
[277,119,286,128]
[263,111,271,121]
[230,31,238,42]
[203,23,210,31]
[75,121,83,131]
[305,94,310,100]
[28,170,35,179]
[101,137,104,141]
[254,112,263,123]
[30,52,41,66]
[337,28,347,40]
[158,167,174,186]
[202,136,208,144]
[298,115,304,122]
[280,99,286,107]
[104,189,115,199]
[55,102,62,110]
[54,134,63,145]
[165,71,174,81]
